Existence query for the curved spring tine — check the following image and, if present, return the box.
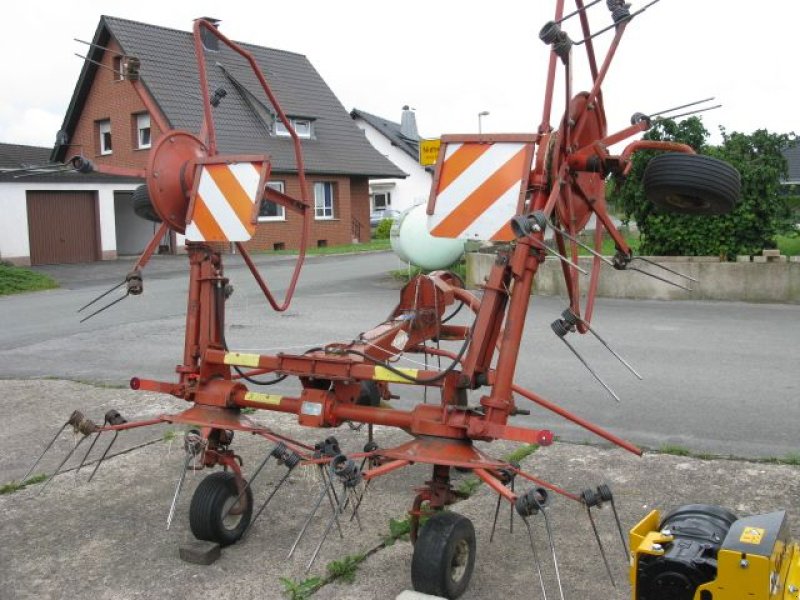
[539,508,565,600]
[631,256,698,283]
[166,453,193,530]
[570,314,642,380]
[523,517,549,600]
[75,431,103,476]
[78,280,126,313]
[39,435,88,495]
[87,431,120,483]
[306,482,348,573]
[244,468,294,540]
[586,505,616,587]
[221,450,275,522]
[557,335,621,403]
[533,239,589,275]
[287,480,330,559]
[489,494,503,543]
[21,422,68,482]
[79,291,131,323]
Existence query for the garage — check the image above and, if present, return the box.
[26,190,99,265]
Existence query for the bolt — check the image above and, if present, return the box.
[740,558,749,568]
[787,585,797,593]
[660,529,671,536]
[651,544,662,551]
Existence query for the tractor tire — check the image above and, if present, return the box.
[643,153,740,216]
[411,511,476,599]
[132,184,161,222]
[189,471,253,546]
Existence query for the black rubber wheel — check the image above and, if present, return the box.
[643,153,740,216]
[411,512,476,599]
[189,471,253,546]
[132,184,161,222]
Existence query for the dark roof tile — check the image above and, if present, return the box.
[350,108,420,161]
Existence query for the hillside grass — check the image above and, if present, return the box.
[0,264,58,296]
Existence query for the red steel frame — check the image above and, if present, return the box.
[82,6,698,529]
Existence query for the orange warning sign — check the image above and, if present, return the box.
[186,158,270,242]
[427,136,535,241]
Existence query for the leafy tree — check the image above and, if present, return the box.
[611,117,797,258]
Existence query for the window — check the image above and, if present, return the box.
[112,56,124,81]
[371,191,391,212]
[314,182,334,220]
[259,181,286,221]
[136,113,151,149]
[274,117,313,139]
[98,120,112,155]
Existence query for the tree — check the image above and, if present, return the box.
[610,117,797,258]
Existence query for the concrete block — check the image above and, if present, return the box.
[178,540,221,565]
[396,592,446,600]
[790,256,800,263]
[752,256,768,263]
[762,249,781,257]
[736,255,752,263]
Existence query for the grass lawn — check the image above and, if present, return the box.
[776,234,800,256]
[0,264,58,296]
[258,238,390,256]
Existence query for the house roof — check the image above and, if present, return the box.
[54,16,405,179]
[0,142,140,184]
[350,108,420,161]
[783,144,800,182]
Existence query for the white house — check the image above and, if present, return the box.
[0,143,156,265]
[351,107,433,218]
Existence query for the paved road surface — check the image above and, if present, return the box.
[1,251,798,458]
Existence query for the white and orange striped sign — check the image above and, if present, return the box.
[185,160,268,242]
[427,139,535,241]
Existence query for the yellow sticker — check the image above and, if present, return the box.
[373,365,418,384]
[740,527,765,544]
[244,392,282,405]
[224,352,261,368]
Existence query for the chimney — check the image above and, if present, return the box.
[399,105,419,140]
[195,17,221,51]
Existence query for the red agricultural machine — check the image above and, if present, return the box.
[26,2,799,599]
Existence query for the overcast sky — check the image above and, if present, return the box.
[2,0,797,152]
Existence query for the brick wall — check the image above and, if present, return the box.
[70,38,165,171]
[71,33,371,252]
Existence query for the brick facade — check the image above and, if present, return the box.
[72,36,373,251]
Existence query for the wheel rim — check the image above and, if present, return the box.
[449,539,470,583]
[221,495,244,531]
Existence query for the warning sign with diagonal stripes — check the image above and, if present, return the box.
[427,136,535,241]
[185,158,270,242]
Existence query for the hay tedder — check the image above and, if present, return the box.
[25,1,800,598]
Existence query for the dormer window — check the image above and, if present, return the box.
[274,117,313,139]
[98,119,112,155]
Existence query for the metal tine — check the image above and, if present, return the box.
[597,484,629,559]
[585,504,616,587]
[221,449,275,522]
[244,467,294,540]
[555,0,603,24]
[349,475,372,523]
[348,486,363,532]
[510,476,515,533]
[627,265,692,292]
[567,311,642,380]
[489,494,503,543]
[87,431,120,483]
[545,216,615,267]
[21,422,69,483]
[631,256,698,283]
[533,240,590,276]
[75,431,103,477]
[537,504,565,600]
[79,292,131,323]
[319,464,344,539]
[654,104,721,122]
[287,472,334,559]
[648,96,715,119]
[305,481,348,573]
[77,280,126,313]
[166,453,194,530]
[522,518,549,600]
[38,435,89,495]
[557,335,621,403]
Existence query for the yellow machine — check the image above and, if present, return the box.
[630,505,800,599]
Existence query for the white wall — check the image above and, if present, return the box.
[353,118,432,214]
[0,181,139,264]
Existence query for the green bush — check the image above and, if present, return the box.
[0,264,58,295]
[373,218,393,240]
[611,117,797,258]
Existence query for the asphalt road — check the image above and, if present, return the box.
[1,251,798,459]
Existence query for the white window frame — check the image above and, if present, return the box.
[98,120,112,155]
[274,117,313,139]
[314,182,334,220]
[258,181,286,222]
[112,56,124,81]
[371,191,391,213]
[136,113,151,149]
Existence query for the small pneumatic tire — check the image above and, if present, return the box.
[132,184,161,222]
[411,511,476,599]
[189,471,252,546]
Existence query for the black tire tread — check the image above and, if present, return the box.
[189,471,252,546]
[132,184,161,223]
[411,511,476,599]
[643,153,740,216]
